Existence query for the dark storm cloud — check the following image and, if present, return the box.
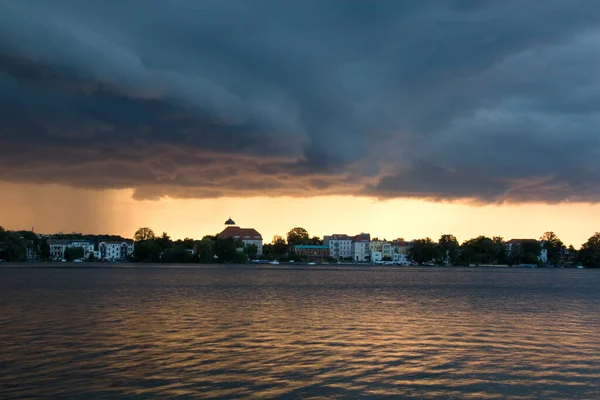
[1,0,600,202]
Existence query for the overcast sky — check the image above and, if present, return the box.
[2,1,600,206]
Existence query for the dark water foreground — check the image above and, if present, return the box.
[1,266,599,399]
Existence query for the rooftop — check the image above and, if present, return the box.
[218,226,262,240]
[506,238,539,245]
[47,239,70,245]
[353,233,371,242]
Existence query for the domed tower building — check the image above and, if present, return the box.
[224,217,236,227]
[218,217,263,255]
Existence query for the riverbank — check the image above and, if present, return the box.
[0,261,591,269]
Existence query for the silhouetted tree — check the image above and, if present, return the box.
[133,240,161,262]
[215,237,245,263]
[195,238,214,263]
[0,231,26,261]
[64,247,84,261]
[579,233,600,267]
[134,227,156,242]
[156,232,172,251]
[272,235,288,256]
[308,236,323,245]
[509,240,541,265]
[460,236,501,264]
[286,227,310,246]
[541,231,564,265]
[162,246,193,263]
[40,239,50,261]
[244,244,258,259]
[410,238,441,264]
[438,234,460,265]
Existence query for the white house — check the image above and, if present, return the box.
[392,240,412,265]
[371,251,383,263]
[47,239,69,260]
[69,240,95,259]
[325,234,353,260]
[99,241,135,261]
[351,233,371,262]
[393,253,410,265]
[370,240,393,260]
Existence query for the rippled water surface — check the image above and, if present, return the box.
[1,266,599,399]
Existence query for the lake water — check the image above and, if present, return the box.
[1,265,599,399]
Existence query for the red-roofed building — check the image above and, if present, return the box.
[324,233,371,261]
[218,218,263,255]
[352,233,371,262]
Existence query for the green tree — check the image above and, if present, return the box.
[522,240,542,265]
[215,237,244,263]
[134,227,156,242]
[244,244,258,259]
[493,236,508,264]
[0,231,26,261]
[541,231,564,265]
[40,239,50,261]
[410,238,441,264]
[133,240,161,262]
[566,245,578,265]
[272,235,288,256]
[163,246,193,263]
[286,227,310,246]
[156,232,172,251]
[579,233,600,267]
[308,236,323,245]
[64,246,84,261]
[460,236,501,265]
[182,238,195,249]
[196,238,214,263]
[438,234,460,265]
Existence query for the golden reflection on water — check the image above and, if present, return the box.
[1,266,599,399]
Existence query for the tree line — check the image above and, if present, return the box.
[131,226,322,263]
[0,225,130,262]
[3,224,600,267]
[410,231,597,267]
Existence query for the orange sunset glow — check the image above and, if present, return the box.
[1,182,597,247]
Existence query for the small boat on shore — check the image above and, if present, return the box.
[269,261,280,265]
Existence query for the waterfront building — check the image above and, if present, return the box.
[370,239,393,260]
[392,240,412,265]
[393,252,410,265]
[47,239,69,260]
[351,233,371,262]
[99,241,135,261]
[371,251,383,263]
[293,245,329,261]
[325,234,353,260]
[47,239,98,260]
[69,240,95,259]
[218,218,263,255]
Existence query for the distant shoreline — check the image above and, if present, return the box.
[0,261,591,270]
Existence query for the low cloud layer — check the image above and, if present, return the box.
[2,1,600,202]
